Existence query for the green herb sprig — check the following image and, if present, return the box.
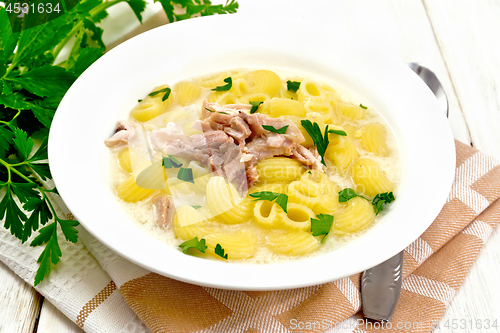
[286,80,301,92]
[310,213,334,242]
[211,77,232,91]
[338,188,395,215]
[249,191,288,213]
[0,0,239,285]
[262,124,289,134]
[177,167,194,183]
[149,87,171,102]
[301,120,348,166]
[179,237,207,254]
[249,101,263,114]
[215,243,228,259]
[162,155,183,168]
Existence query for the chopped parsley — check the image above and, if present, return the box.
[372,192,395,215]
[301,121,348,166]
[162,155,183,169]
[249,101,263,114]
[338,188,395,215]
[191,205,202,209]
[177,167,195,183]
[359,104,368,109]
[179,237,207,254]
[327,129,347,136]
[212,77,232,91]
[300,120,330,166]
[249,191,288,213]
[262,124,289,134]
[338,188,362,202]
[149,87,171,102]
[215,244,228,259]
[286,80,301,92]
[310,214,334,242]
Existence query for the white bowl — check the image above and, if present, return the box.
[49,14,455,290]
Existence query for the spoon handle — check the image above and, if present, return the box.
[361,251,403,321]
[361,62,449,322]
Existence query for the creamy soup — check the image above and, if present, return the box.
[105,68,400,263]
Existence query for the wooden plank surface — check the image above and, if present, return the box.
[423,0,500,330]
[36,299,83,333]
[1,1,499,332]
[0,262,42,333]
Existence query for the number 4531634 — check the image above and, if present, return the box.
[5,2,61,15]
[443,318,498,330]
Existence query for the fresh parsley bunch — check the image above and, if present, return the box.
[0,0,238,286]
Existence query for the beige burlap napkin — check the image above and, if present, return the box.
[2,139,496,333]
[107,140,500,333]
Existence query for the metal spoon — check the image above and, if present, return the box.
[361,63,449,321]
[407,62,449,117]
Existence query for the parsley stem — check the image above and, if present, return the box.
[0,158,36,184]
[53,0,123,61]
[39,188,61,222]
[0,111,20,128]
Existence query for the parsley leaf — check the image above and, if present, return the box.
[249,191,288,212]
[157,0,239,22]
[126,0,148,23]
[249,101,263,114]
[177,167,195,183]
[310,213,334,237]
[179,237,207,254]
[149,87,171,102]
[372,192,395,215]
[338,188,395,215]
[249,191,280,202]
[338,188,362,202]
[0,185,27,239]
[215,243,228,259]
[286,80,301,92]
[22,197,52,243]
[327,129,347,136]
[275,193,288,213]
[211,77,232,91]
[262,124,289,134]
[31,222,61,286]
[301,120,329,166]
[5,65,77,99]
[0,126,14,158]
[12,128,34,161]
[162,155,183,169]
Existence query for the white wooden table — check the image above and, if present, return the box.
[1,1,499,332]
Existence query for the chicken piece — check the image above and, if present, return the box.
[202,101,251,119]
[241,113,305,142]
[291,145,324,170]
[224,116,252,146]
[149,128,195,158]
[104,121,136,148]
[153,195,175,230]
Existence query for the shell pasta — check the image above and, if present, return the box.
[107,68,400,263]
